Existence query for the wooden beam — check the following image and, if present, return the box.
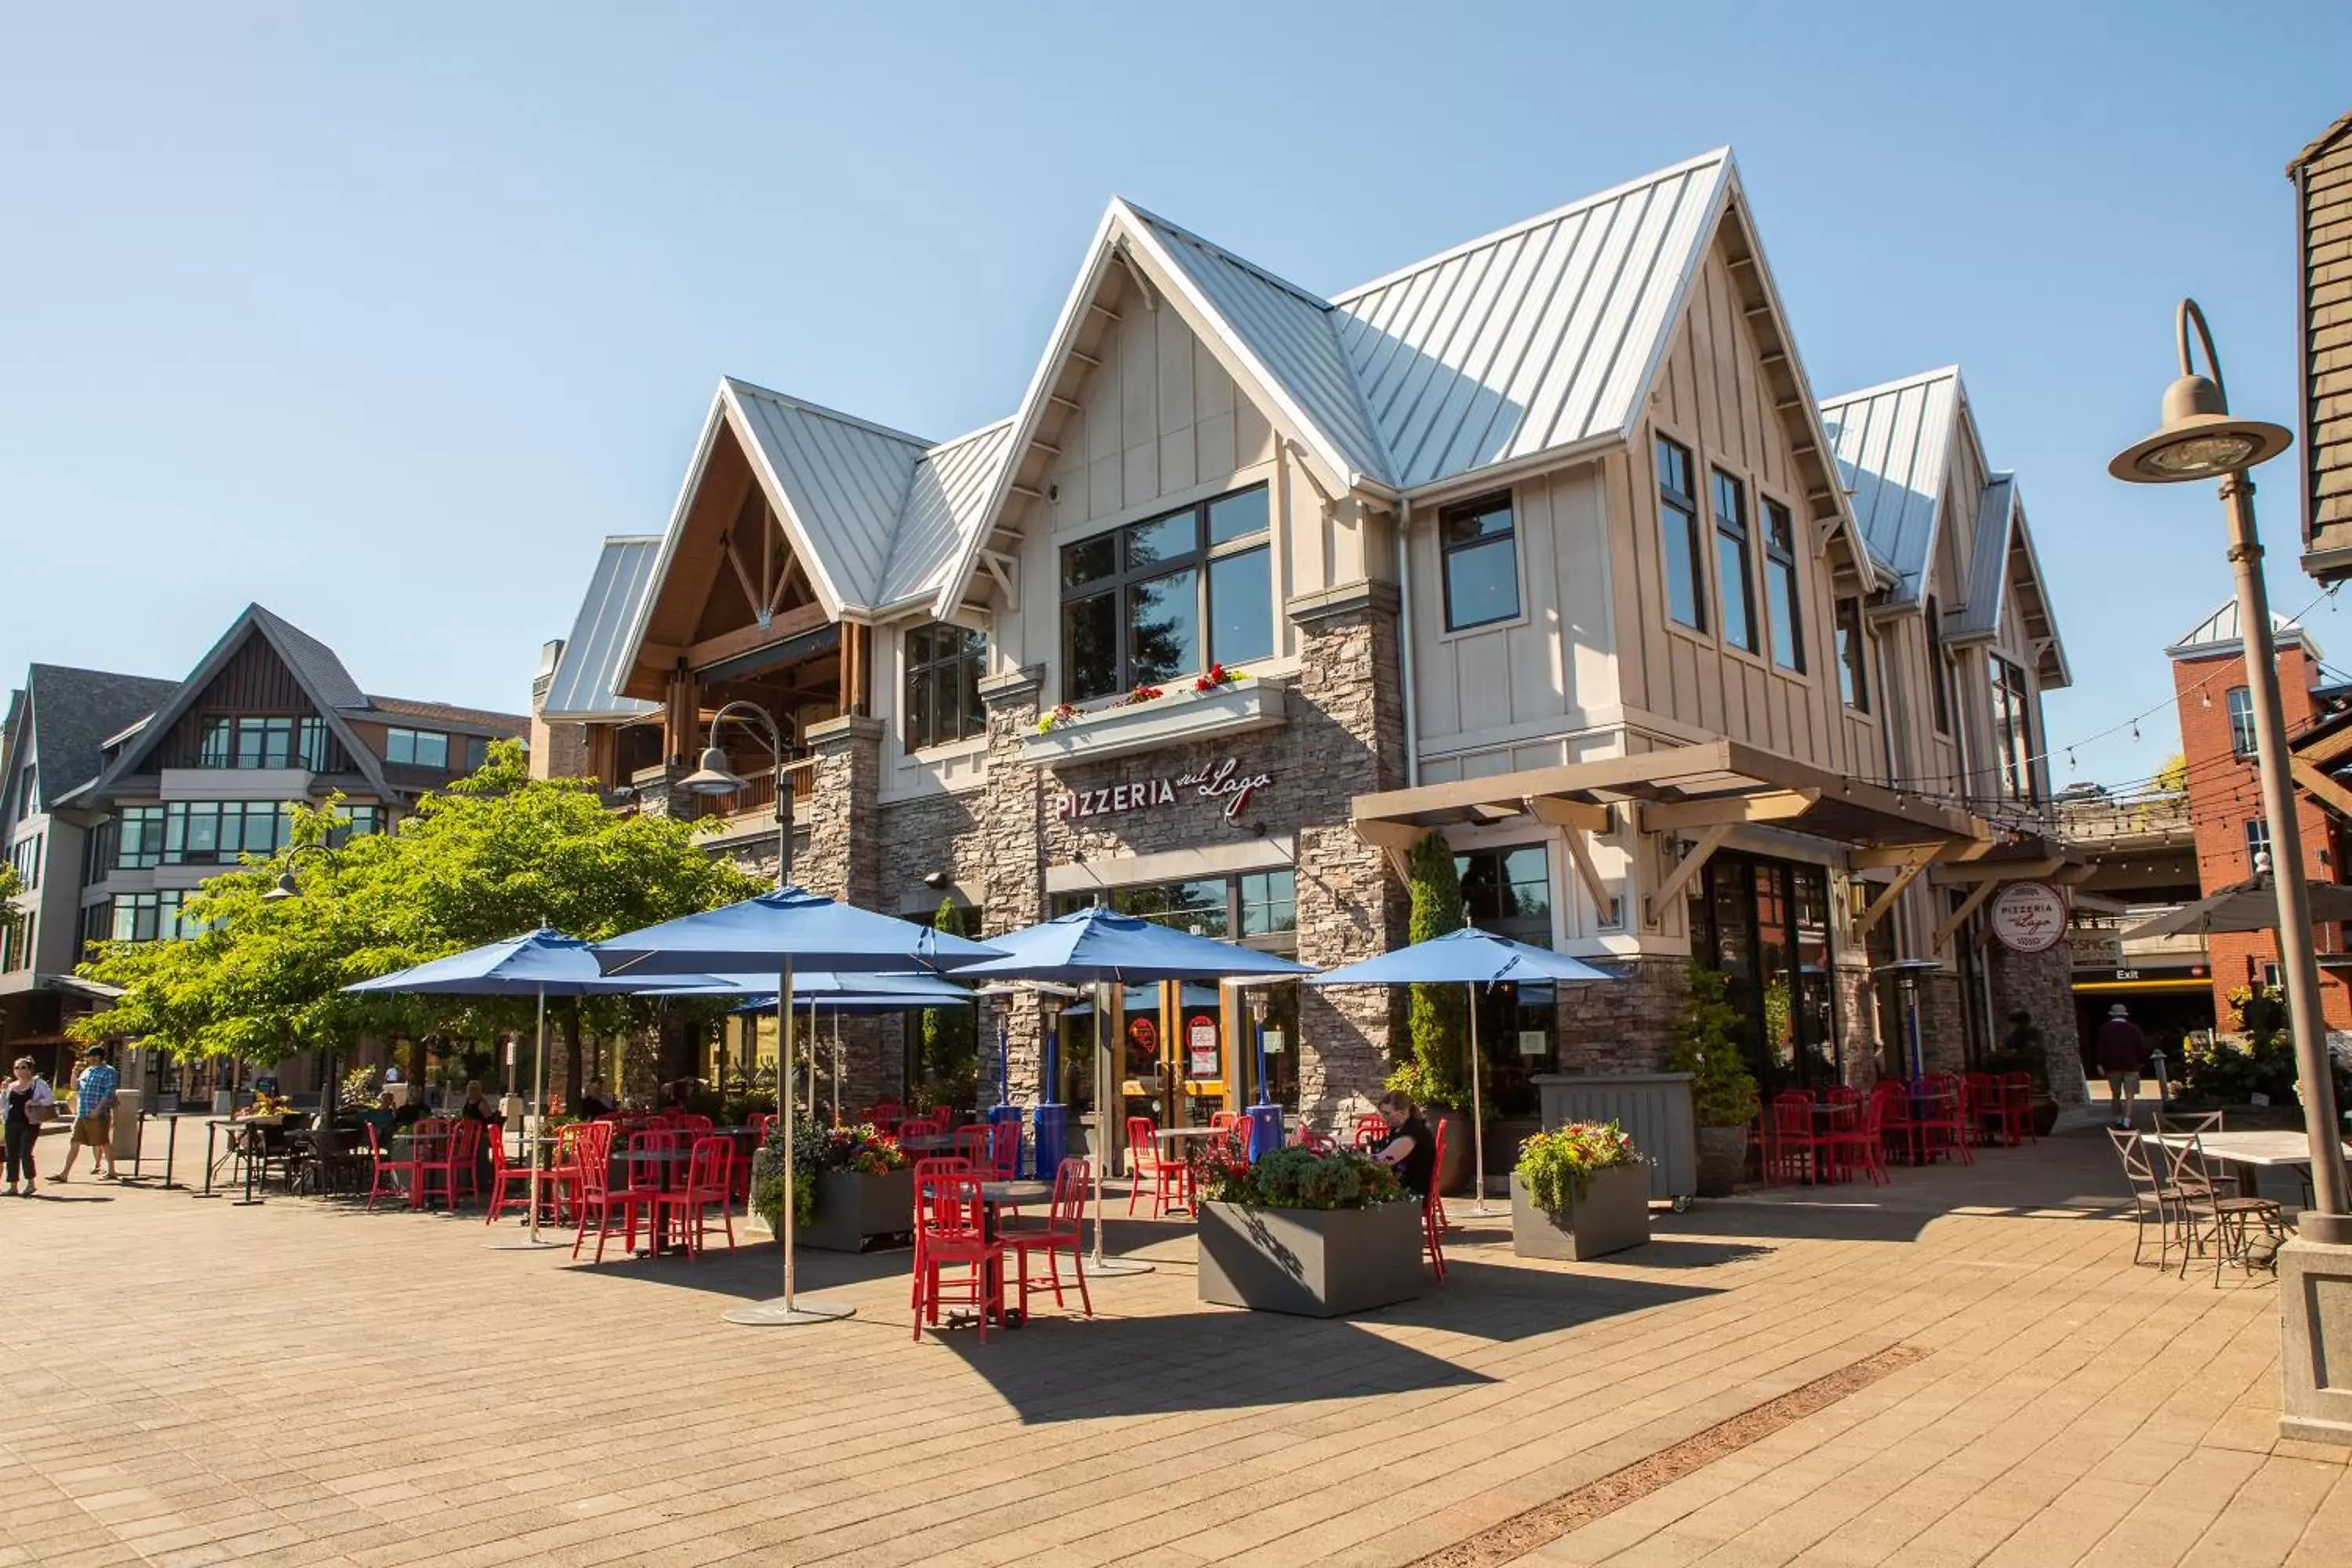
[1352,818,1424,881]
[1562,828,1615,922]
[1849,837,1987,869]
[1047,394,1081,414]
[2301,726,2352,768]
[1639,788,1819,833]
[2293,757,2352,822]
[1465,802,1524,825]
[684,601,832,673]
[1930,855,2064,885]
[721,535,762,621]
[1645,822,1735,927]
[1932,880,2001,953]
[1856,847,1940,937]
[1522,795,1611,836]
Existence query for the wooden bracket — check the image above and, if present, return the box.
[1639,788,1819,833]
[1562,829,1617,924]
[1644,822,1735,928]
[1522,795,1612,836]
[1932,880,2001,953]
[1856,844,1944,937]
[1352,819,1424,881]
[977,549,1018,611]
[1850,835,1990,870]
[2292,757,2352,823]
[722,534,764,625]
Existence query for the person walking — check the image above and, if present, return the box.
[6,1058,56,1196]
[56,1044,119,1181]
[2094,1003,2148,1131]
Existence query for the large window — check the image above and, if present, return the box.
[1925,597,1953,735]
[9,833,42,891]
[114,805,166,869]
[2227,687,2256,756]
[385,728,451,768]
[1060,484,1271,702]
[1712,470,1758,654]
[327,804,387,848]
[903,623,987,752]
[1455,844,1552,934]
[199,716,327,771]
[1051,868,1298,947]
[2246,817,2274,874]
[1989,655,2034,803]
[1762,498,1803,671]
[162,800,293,865]
[1657,437,1705,631]
[110,890,190,943]
[1834,597,1870,711]
[1439,493,1519,631]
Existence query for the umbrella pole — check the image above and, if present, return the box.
[487,985,563,1250]
[1091,976,1151,1277]
[1468,982,1493,1216]
[723,956,854,1327]
[830,1008,841,1128]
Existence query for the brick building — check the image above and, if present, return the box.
[2165,600,2352,1030]
[535,147,2086,1145]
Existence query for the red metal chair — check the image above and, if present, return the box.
[1421,1116,1448,1282]
[1208,1110,1239,1131]
[573,1127,662,1262]
[1124,1116,1187,1218]
[1998,1072,2038,1146]
[1745,1094,1774,1185]
[657,1136,737,1258]
[1769,1093,1826,1185]
[546,1121,596,1223]
[1871,1081,1921,1167]
[1916,1076,1974,1166]
[1005,1157,1093,1319]
[954,1123,994,1171]
[415,1118,482,1210]
[898,1117,945,1143]
[909,1156,975,1309]
[1960,1073,2001,1149]
[364,1120,424,1211]
[670,1113,714,1142]
[911,1174,1004,1342]
[482,1127,539,1225]
[1292,1121,1338,1155]
[1828,1087,1889,1187]
[924,1104,953,1127]
[864,1101,907,1136]
[1351,1112,1389,1152]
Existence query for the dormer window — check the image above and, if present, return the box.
[385,728,450,768]
[198,716,326,770]
[1060,483,1270,702]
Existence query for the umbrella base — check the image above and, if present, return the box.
[722,1296,858,1327]
[1089,1256,1154,1277]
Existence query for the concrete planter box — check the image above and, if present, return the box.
[800,1167,916,1252]
[1197,1199,1425,1318]
[1018,679,1286,767]
[1695,1125,1745,1197]
[1509,1165,1651,1261]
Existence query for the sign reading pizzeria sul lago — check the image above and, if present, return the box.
[1054,757,1272,823]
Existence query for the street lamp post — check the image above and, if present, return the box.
[2111,299,2352,1444]
[679,700,794,889]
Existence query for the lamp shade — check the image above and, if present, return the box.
[681,746,747,795]
[2108,373,2292,484]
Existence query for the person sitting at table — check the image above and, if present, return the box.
[1369,1090,1436,1200]
[456,1080,495,1123]
[388,1087,425,1130]
[577,1079,614,1120]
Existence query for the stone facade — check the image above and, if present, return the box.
[1555,955,1690,1074]
[977,667,1048,1095]
[1987,941,2088,1105]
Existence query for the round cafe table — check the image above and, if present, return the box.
[967,1180,1055,1329]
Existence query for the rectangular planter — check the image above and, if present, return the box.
[799,1167,916,1252]
[1196,1199,1425,1318]
[1509,1164,1651,1261]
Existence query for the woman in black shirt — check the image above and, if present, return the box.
[1372,1091,1436,1199]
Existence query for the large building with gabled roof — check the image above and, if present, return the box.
[538,146,2085,1138]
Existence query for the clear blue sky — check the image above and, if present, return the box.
[3,3,2345,793]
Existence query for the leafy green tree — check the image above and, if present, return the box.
[913,897,978,1109]
[72,742,761,1078]
[1386,829,1468,1109]
[1670,967,1759,1128]
[0,863,24,950]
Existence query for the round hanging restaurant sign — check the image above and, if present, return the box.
[1990,880,2067,953]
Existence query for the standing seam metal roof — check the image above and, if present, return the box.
[879,419,1020,608]
[543,538,665,719]
[722,379,931,612]
[1817,367,1964,603]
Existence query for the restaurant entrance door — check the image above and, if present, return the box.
[1691,853,1839,1096]
[1116,982,1229,1133]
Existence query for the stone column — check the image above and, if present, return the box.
[795,715,898,1106]
[1987,942,2089,1108]
[1288,585,1409,1123]
[1555,956,1689,1073]
[977,666,1047,1098]
[1831,960,1883,1087]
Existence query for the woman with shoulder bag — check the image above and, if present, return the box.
[6,1056,57,1196]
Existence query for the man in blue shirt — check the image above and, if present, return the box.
[57,1045,119,1181]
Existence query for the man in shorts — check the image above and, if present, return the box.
[56,1044,118,1181]
[2094,1004,2147,1131]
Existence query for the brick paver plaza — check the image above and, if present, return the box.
[4,1130,2347,1567]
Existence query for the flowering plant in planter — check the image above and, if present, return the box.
[751,1119,907,1229]
[238,1091,297,1120]
[1193,662,1243,692]
[1201,1147,1404,1210]
[1035,702,1080,735]
[1123,683,1165,706]
[1515,1120,1642,1210]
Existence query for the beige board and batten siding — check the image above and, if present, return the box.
[1617,242,1870,778]
[2304,124,2352,547]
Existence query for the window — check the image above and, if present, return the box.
[2246,817,2274,874]
[109,891,191,943]
[83,819,115,884]
[1238,870,1297,938]
[385,728,450,768]
[1455,845,1552,935]
[2227,687,2256,757]
[1835,597,1870,711]
[1712,470,1757,653]
[11,764,34,820]
[1926,597,1953,735]
[80,902,112,954]
[1762,498,1804,671]
[1059,484,1272,702]
[464,735,489,772]
[1657,437,1705,631]
[1113,878,1230,938]
[161,800,293,865]
[1,911,31,972]
[902,623,988,752]
[199,716,327,770]
[1439,493,1519,631]
[1989,655,2034,803]
[1051,868,1298,948]
[114,805,166,869]
[328,804,386,848]
[9,833,42,891]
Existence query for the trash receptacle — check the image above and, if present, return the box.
[111,1088,143,1164]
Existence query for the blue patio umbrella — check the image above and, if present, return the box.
[594,887,1004,1327]
[1310,927,1617,1212]
[344,928,732,1248]
[949,906,1312,1273]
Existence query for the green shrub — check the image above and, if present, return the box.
[1397,830,1468,1109]
[1670,967,1759,1128]
[1515,1120,1643,1210]
[1200,1147,1406,1210]
[749,1118,907,1231]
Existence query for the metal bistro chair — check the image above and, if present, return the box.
[2160,1130,2284,1284]
[2108,1126,2187,1271]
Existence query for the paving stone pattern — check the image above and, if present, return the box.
[0,1128,2340,1567]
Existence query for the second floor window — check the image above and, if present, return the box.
[2246,816,2274,874]
[162,800,293,865]
[109,890,189,944]
[903,623,987,751]
[1926,598,1954,735]
[1835,597,1870,711]
[114,805,165,869]
[1439,494,1519,631]
[1061,484,1270,703]
[1455,845,1552,938]
[1712,471,1759,655]
[1990,655,2034,803]
[327,804,387,848]
[199,716,327,770]
[385,728,450,768]
[1762,499,1804,672]
[1657,437,1705,632]
[9,833,41,891]
[2227,686,2256,756]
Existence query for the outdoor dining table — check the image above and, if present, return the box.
[971,1178,1054,1330]
[609,1147,697,1255]
[2140,1130,2352,1205]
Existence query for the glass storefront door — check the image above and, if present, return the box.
[1692,854,1839,1095]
